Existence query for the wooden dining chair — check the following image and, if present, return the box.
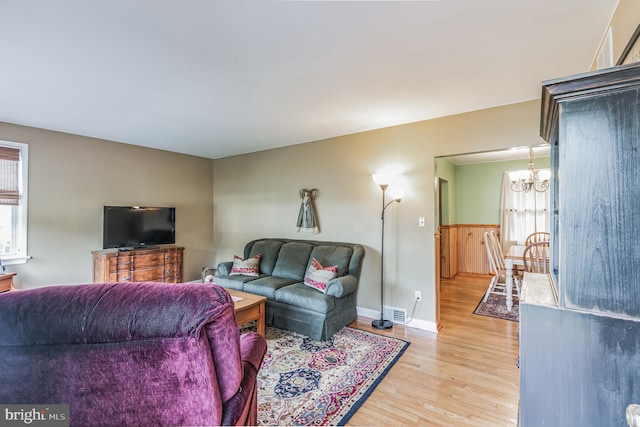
[522,241,550,273]
[525,231,550,246]
[483,231,521,304]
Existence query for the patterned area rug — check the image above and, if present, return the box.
[473,293,519,321]
[255,326,409,426]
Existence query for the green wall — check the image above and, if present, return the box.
[437,156,550,225]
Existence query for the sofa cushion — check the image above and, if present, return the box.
[308,245,353,277]
[246,240,284,275]
[212,274,258,291]
[303,258,338,293]
[244,276,299,299]
[275,283,336,314]
[271,242,314,280]
[230,254,261,276]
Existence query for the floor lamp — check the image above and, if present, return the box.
[372,173,402,330]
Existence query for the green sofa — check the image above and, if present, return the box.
[213,238,365,340]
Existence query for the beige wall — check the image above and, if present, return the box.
[610,0,640,62]
[591,0,640,69]
[0,122,214,289]
[213,99,544,329]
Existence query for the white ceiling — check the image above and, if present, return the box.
[0,0,618,159]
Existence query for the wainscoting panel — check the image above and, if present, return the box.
[456,224,500,275]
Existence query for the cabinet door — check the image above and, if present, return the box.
[559,88,640,317]
[520,302,640,426]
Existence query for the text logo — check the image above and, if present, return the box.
[0,405,69,427]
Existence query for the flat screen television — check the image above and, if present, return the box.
[103,206,175,249]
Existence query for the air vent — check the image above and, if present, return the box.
[383,306,407,324]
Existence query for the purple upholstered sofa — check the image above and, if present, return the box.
[0,282,267,427]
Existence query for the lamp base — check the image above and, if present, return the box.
[372,319,393,330]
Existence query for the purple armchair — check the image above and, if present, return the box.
[0,282,267,427]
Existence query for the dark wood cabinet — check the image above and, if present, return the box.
[554,78,640,317]
[92,245,184,284]
[520,62,640,427]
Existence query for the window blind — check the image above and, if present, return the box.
[0,146,20,205]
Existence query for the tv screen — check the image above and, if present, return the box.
[103,206,175,249]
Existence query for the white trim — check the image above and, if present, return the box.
[2,255,32,266]
[0,140,29,263]
[357,306,439,333]
[596,27,614,70]
[405,317,439,333]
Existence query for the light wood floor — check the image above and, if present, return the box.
[347,273,520,427]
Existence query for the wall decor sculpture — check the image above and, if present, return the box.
[297,188,319,233]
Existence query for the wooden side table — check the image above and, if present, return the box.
[0,272,16,292]
[227,289,267,337]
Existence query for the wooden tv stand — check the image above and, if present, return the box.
[92,246,184,283]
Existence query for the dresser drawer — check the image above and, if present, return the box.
[164,263,182,283]
[164,266,178,278]
[163,274,180,283]
[108,255,132,272]
[116,272,133,282]
[133,253,164,269]
[164,251,182,264]
[132,267,164,282]
[115,257,132,271]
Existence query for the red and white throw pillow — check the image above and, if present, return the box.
[304,258,338,293]
[229,254,261,276]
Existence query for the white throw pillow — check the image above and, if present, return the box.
[304,258,338,293]
[229,254,261,276]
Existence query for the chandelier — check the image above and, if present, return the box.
[509,147,550,193]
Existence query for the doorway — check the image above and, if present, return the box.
[433,145,550,323]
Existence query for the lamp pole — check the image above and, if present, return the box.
[372,183,400,330]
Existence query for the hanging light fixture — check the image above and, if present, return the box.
[509,147,550,193]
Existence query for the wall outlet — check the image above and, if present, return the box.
[418,217,425,227]
[415,291,422,301]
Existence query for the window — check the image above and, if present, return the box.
[500,169,550,250]
[0,141,29,265]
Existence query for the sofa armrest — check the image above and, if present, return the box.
[325,274,358,298]
[239,332,267,372]
[216,261,234,276]
[220,332,267,426]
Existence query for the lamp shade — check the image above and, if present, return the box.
[372,173,395,187]
[538,169,551,181]
[508,170,528,181]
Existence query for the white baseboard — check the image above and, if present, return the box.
[356,306,439,333]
